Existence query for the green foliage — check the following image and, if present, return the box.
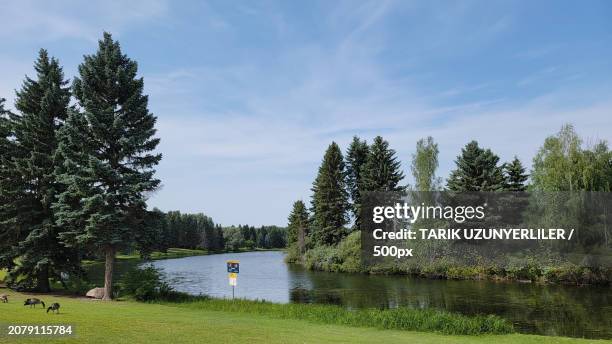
[1,50,80,292]
[0,98,19,272]
[134,208,168,259]
[164,211,219,250]
[360,136,405,192]
[286,200,309,259]
[180,298,514,335]
[411,136,441,191]
[531,124,612,191]
[447,141,505,191]
[120,265,174,301]
[223,225,286,251]
[345,136,369,228]
[53,32,162,299]
[310,142,350,246]
[304,231,361,273]
[503,157,528,191]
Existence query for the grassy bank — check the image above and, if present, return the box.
[171,298,513,335]
[0,290,609,344]
[116,248,209,261]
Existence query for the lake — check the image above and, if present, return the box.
[149,250,611,339]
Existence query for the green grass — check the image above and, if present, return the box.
[0,290,609,344]
[115,248,210,261]
[170,298,513,335]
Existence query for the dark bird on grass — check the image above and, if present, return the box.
[24,298,45,308]
[47,303,60,314]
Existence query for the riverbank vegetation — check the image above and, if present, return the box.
[286,127,612,284]
[175,298,514,335]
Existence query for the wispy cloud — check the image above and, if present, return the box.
[0,0,169,42]
[0,1,610,225]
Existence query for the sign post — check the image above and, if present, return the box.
[226,260,239,299]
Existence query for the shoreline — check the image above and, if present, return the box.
[0,289,609,342]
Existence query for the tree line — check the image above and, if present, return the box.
[286,127,612,264]
[141,210,287,255]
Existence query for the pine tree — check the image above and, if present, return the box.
[54,33,161,300]
[214,224,225,250]
[360,136,405,192]
[135,209,167,258]
[503,157,528,191]
[4,50,79,292]
[310,142,349,246]
[345,136,369,230]
[447,141,504,191]
[287,200,309,254]
[0,98,20,271]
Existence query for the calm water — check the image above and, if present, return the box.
[149,251,611,339]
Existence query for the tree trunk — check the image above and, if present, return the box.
[36,266,50,293]
[102,246,116,301]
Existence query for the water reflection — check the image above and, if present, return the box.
[144,251,610,339]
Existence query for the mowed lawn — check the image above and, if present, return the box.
[0,290,609,344]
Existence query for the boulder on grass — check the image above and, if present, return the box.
[86,287,105,299]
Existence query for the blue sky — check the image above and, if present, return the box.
[1,1,611,226]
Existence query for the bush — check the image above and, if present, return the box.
[120,265,174,301]
[284,244,302,264]
[303,232,363,273]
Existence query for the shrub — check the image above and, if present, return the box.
[120,265,174,301]
[303,232,363,273]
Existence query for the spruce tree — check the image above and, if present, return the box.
[4,50,78,291]
[503,157,528,191]
[360,136,405,192]
[345,136,369,230]
[287,200,309,254]
[54,33,161,300]
[0,98,20,271]
[447,141,505,191]
[310,142,349,246]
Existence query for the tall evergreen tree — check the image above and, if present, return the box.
[345,136,369,229]
[311,142,349,246]
[4,50,78,291]
[287,200,309,254]
[54,33,161,300]
[503,157,528,191]
[360,136,405,192]
[0,98,20,271]
[134,208,167,259]
[447,141,504,192]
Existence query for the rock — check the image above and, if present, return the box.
[86,287,105,299]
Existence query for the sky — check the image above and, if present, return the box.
[1,0,611,226]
